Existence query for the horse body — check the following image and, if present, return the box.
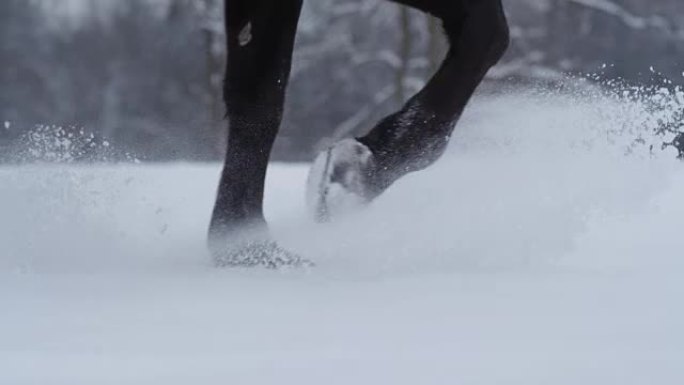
[208,0,510,263]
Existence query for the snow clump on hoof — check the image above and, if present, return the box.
[212,240,314,269]
[208,225,314,269]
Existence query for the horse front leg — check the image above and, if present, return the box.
[361,0,510,196]
[306,0,509,221]
[208,0,303,266]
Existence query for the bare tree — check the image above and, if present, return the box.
[194,0,227,157]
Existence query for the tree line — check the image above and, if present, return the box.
[1,0,683,162]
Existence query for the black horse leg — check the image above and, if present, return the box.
[360,0,509,197]
[209,0,302,248]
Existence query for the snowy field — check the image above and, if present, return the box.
[1,87,684,384]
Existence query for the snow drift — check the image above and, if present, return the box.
[0,83,683,384]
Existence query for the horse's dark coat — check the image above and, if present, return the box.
[209,0,510,247]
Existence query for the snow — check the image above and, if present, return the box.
[1,88,683,384]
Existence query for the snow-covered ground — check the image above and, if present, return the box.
[1,88,683,384]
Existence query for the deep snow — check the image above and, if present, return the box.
[1,86,683,384]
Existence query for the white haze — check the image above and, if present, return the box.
[1,84,683,384]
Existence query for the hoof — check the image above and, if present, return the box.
[306,138,376,222]
[210,239,314,269]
